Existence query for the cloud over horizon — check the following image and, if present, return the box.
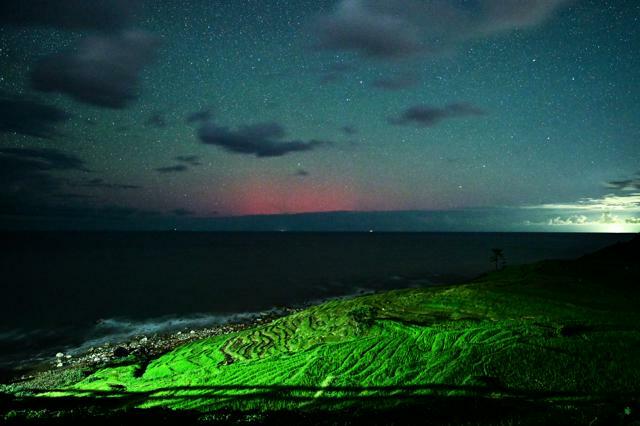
[0,148,89,211]
[540,212,640,227]
[518,189,640,231]
[0,148,173,228]
[0,94,70,139]
[526,193,640,212]
[0,148,88,173]
[605,172,640,192]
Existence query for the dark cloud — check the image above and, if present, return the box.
[155,156,202,174]
[0,154,170,228]
[0,200,217,230]
[0,93,70,139]
[0,148,88,172]
[0,149,166,230]
[605,175,640,191]
[390,103,485,127]
[295,169,310,177]
[0,202,161,223]
[606,180,634,190]
[186,109,213,124]
[31,30,160,109]
[341,125,358,136]
[372,73,419,91]
[198,122,331,158]
[53,193,96,200]
[175,155,202,166]
[313,0,569,60]
[0,148,88,207]
[77,178,140,190]
[155,165,189,174]
[145,112,167,128]
[172,208,195,217]
[0,0,140,31]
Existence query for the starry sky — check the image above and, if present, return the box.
[1,0,639,231]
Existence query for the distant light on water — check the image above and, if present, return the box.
[595,223,633,234]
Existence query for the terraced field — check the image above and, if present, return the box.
[4,236,640,422]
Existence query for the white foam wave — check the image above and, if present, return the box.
[68,311,270,354]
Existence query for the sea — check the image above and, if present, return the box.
[0,232,634,374]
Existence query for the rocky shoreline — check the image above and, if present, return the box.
[3,290,381,389]
[6,307,301,387]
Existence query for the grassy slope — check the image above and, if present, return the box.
[9,237,640,418]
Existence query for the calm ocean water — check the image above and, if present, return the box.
[0,232,634,371]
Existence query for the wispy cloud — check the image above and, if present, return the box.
[175,155,202,166]
[155,165,188,174]
[532,212,640,228]
[313,0,570,60]
[545,212,630,225]
[390,103,485,127]
[0,93,70,139]
[525,193,640,212]
[604,172,640,192]
[520,191,640,231]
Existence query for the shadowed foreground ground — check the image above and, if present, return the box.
[2,235,640,424]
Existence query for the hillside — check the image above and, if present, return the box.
[2,235,640,424]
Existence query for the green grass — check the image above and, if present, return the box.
[4,237,640,422]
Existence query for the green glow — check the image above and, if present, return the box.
[20,259,640,413]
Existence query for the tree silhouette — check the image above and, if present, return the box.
[490,248,506,271]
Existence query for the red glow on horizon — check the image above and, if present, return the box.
[223,179,361,216]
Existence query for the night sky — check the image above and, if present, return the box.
[1,0,639,232]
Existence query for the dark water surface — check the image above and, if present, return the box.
[0,232,634,370]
